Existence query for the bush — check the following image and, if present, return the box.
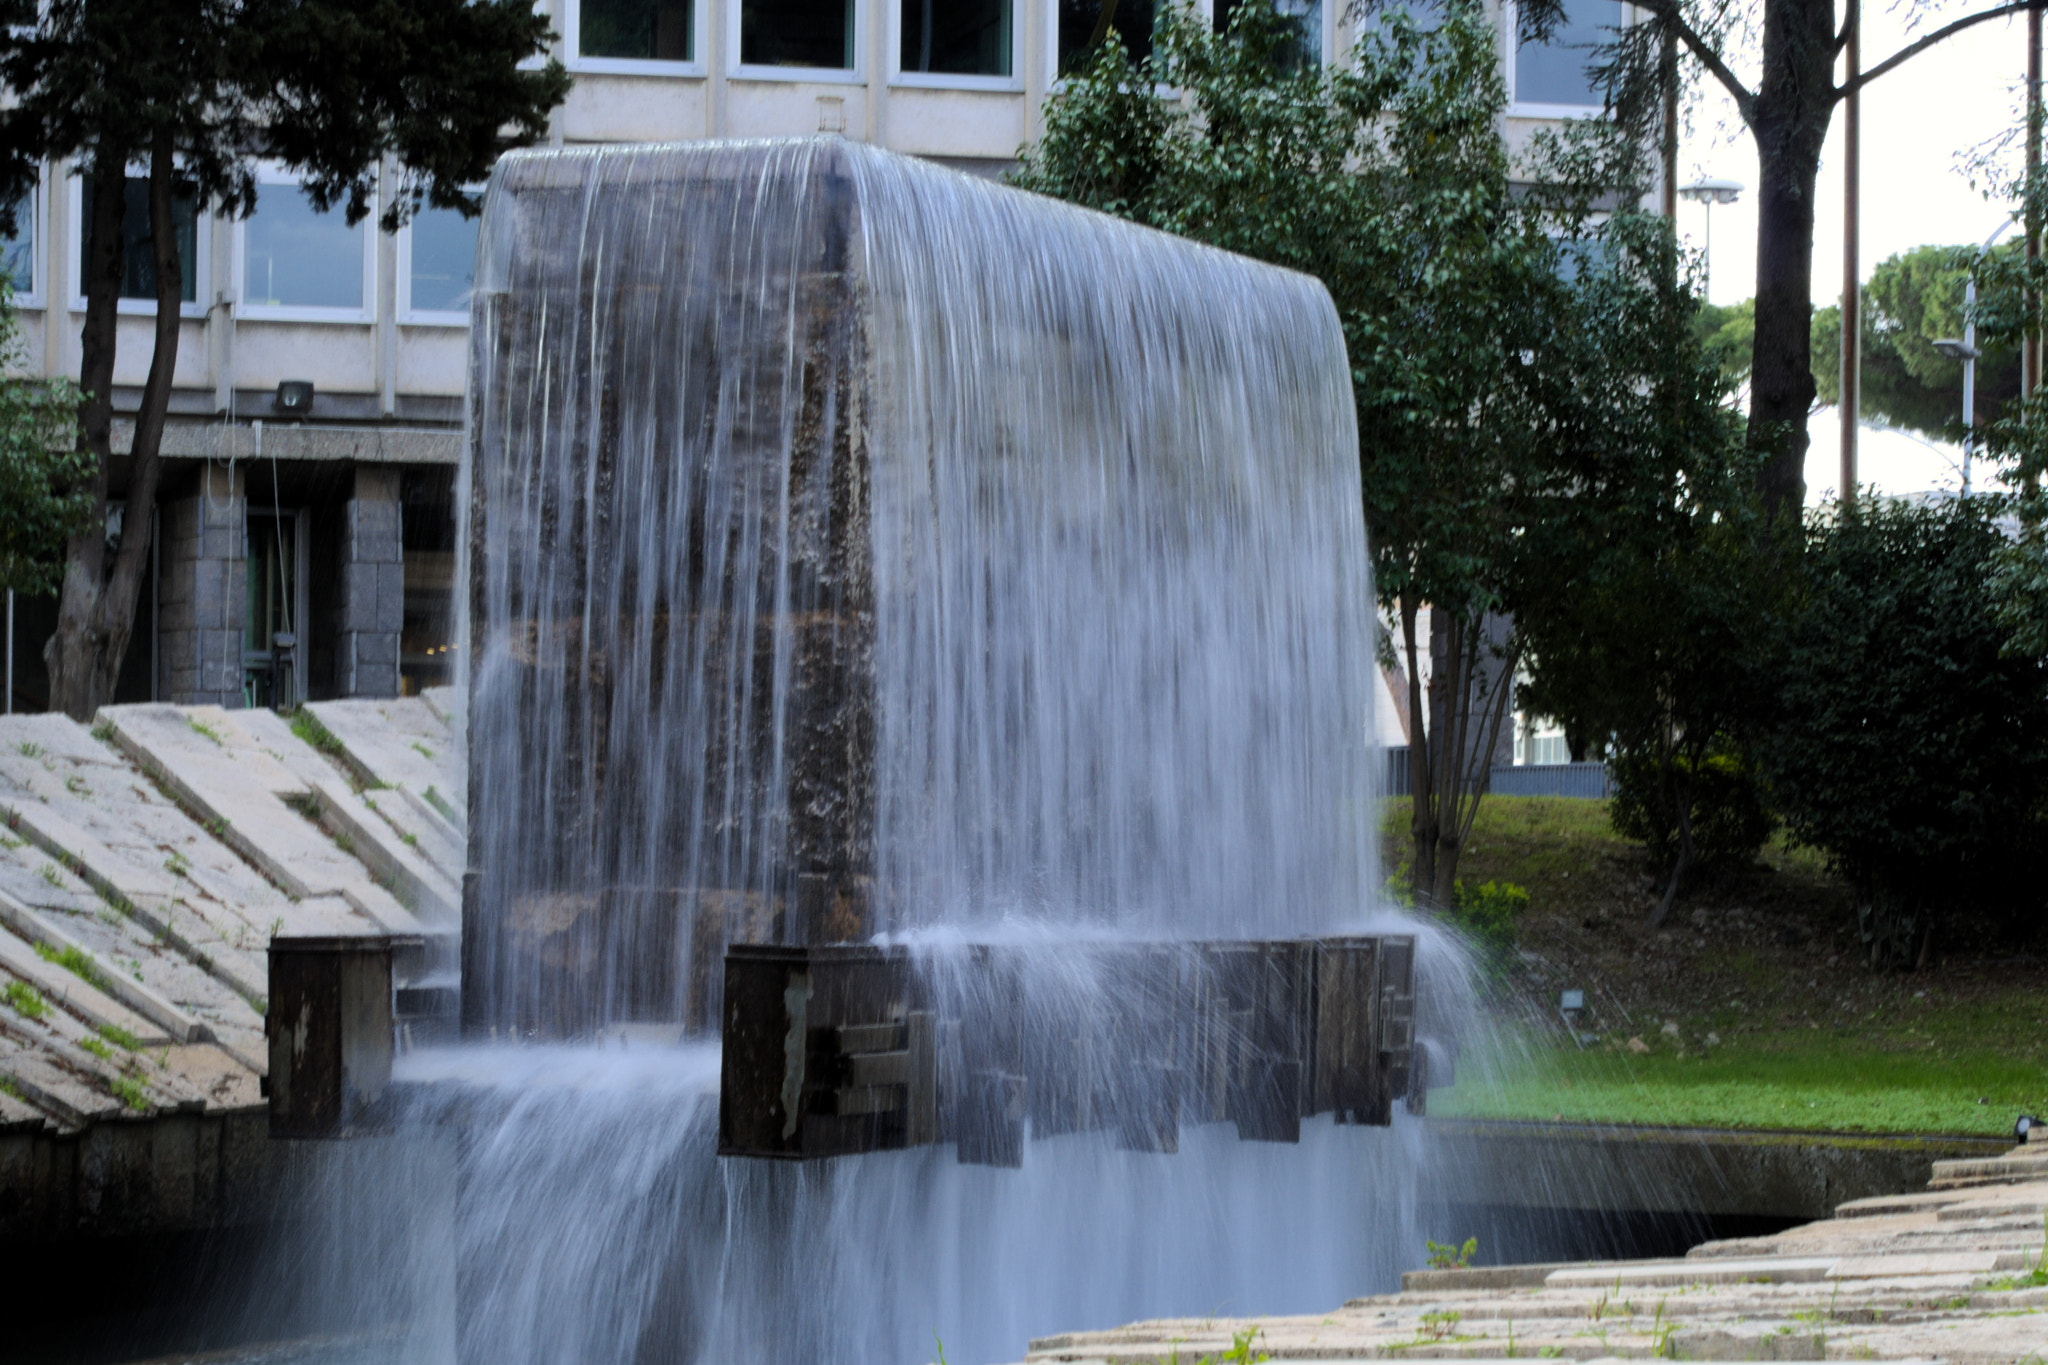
[1609,744,1774,867]
[1753,498,2048,966]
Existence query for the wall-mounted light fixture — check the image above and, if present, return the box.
[275,380,314,414]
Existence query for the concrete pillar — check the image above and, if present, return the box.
[157,464,246,707]
[338,465,403,698]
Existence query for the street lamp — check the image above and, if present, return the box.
[1933,333,1981,496]
[1932,220,2017,499]
[1678,177,1745,294]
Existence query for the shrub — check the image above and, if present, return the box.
[1609,744,1774,867]
[1753,498,2048,966]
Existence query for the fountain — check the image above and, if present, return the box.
[264,136,1465,1365]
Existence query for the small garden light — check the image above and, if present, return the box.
[2018,1114,2041,1143]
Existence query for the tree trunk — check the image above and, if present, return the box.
[1647,755,1694,926]
[1744,0,1840,518]
[43,132,183,720]
[1401,599,1438,898]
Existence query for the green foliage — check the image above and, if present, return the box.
[1449,880,1527,964]
[1425,1237,1478,1270]
[1416,1309,1462,1342]
[3,977,46,1019]
[1753,498,2048,966]
[97,1022,142,1051]
[1609,747,1774,867]
[35,940,111,992]
[1809,242,2024,443]
[290,708,344,756]
[77,1034,112,1061]
[1017,0,1742,907]
[0,286,89,596]
[108,1073,149,1112]
[1198,1328,1269,1364]
[1694,298,1754,389]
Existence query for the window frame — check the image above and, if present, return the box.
[729,0,869,84]
[565,0,707,77]
[1046,0,1331,93]
[1506,0,1624,119]
[3,171,45,308]
[233,163,378,325]
[889,0,1024,91]
[65,165,211,320]
[397,195,483,327]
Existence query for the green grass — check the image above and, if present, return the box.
[35,941,112,993]
[108,1073,150,1111]
[289,708,345,756]
[4,978,47,1020]
[1438,1026,2048,1137]
[1390,795,2046,1137]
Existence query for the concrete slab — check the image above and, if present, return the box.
[1012,1147,2048,1364]
[100,703,426,936]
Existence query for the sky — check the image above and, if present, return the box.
[1668,1,2033,503]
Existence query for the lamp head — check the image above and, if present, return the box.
[1679,177,1744,206]
[1933,339,1980,361]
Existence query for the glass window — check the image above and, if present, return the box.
[243,183,367,312]
[81,177,199,304]
[580,0,693,61]
[1216,0,1322,70]
[1058,0,1157,74]
[1,192,31,295]
[740,0,854,68]
[409,204,479,316]
[901,0,1010,76]
[1516,0,1617,107]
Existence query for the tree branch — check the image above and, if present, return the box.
[1847,1,2036,96]
[1624,0,1758,126]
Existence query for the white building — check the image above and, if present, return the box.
[0,0,1625,714]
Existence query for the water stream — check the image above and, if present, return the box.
[281,137,1465,1365]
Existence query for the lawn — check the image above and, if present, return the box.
[1385,796,2048,1138]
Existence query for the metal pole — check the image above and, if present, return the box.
[4,590,11,716]
[2029,4,2042,402]
[1963,278,1979,497]
[1841,0,1861,507]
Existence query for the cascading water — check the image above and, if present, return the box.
[291,137,1474,1365]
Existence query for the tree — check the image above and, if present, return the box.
[1016,1,1742,904]
[0,0,570,719]
[0,292,89,597]
[1811,242,2024,441]
[1465,0,2043,519]
[1752,497,2048,967]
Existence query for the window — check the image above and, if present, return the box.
[740,0,855,69]
[1058,0,1157,74]
[901,0,1011,77]
[80,177,199,304]
[578,0,693,62]
[403,203,479,323]
[239,174,372,320]
[1216,0,1323,70]
[1,189,32,296]
[1515,0,1618,108]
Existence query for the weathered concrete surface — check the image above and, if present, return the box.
[1012,1142,2048,1363]
[0,693,463,1241]
[1425,1118,2006,1223]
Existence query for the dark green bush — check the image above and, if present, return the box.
[1609,744,1775,867]
[1753,498,2048,965]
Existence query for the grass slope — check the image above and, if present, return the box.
[1385,797,2048,1137]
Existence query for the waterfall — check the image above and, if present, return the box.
[328,137,1463,1365]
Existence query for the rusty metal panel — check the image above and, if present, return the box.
[266,936,396,1140]
[1310,936,1381,1119]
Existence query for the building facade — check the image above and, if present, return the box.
[0,0,1625,714]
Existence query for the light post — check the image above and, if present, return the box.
[1678,177,1744,295]
[1933,329,1981,497]
[1933,221,2017,499]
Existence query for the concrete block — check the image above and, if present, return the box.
[376,561,405,629]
